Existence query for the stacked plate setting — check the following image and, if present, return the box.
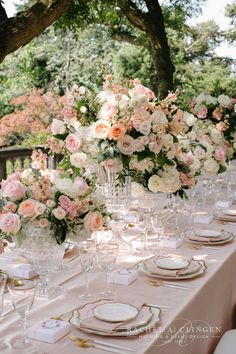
[69,299,161,336]
[184,228,234,245]
[138,256,206,280]
[214,208,236,223]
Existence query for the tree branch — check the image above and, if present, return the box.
[111,30,141,46]
[0,0,70,63]
[118,0,147,32]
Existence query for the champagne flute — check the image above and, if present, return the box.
[7,279,37,349]
[96,243,119,298]
[78,240,95,300]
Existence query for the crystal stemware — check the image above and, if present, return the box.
[0,272,7,318]
[96,242,119,298]
[78,240,95,300]
[7,279,37,349]
[109,219,133,254]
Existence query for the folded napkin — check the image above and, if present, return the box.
[187,232,228,243]
[79,298,145,333]
[194,215,213,224]
[144,258,200,277]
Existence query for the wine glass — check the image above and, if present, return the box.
[7,279,37,349]
[78,240,95,300]
[183,190,199,229]
[109,219,133,254]
[96,243,119,298]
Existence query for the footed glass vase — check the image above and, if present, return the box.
[101,168,131,215]
[16,222,64,299]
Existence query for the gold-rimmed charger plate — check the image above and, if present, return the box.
[138,260,207,280]
[184,230,234,246]
[93,302,139,323]
[69,300,160,336]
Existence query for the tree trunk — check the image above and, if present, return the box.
[120,0,175,98]
[0,0,70,63]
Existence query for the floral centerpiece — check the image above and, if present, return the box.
[0,150,107,245]
[90,75,196,195]
[191,93,236,153]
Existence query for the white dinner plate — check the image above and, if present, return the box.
[223,209,236,216]
[195,229,222,238]
[155,257,189,270]
[93,302,139,323]
[69,305,161,336]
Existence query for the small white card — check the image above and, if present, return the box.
[159,238,183,249]
[27,319,70,343]
[108,269,137,285]
[8,264,37,279]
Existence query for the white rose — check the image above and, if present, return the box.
[210,128,223,145]
[205,95,217,105]
[217,94,231,107]
[190,156,201,174]
[70,152,87,168]
[55,178,79,198]
[131,182,145,198]
[195,93,207,105]
[51,119,66,135]
[203,158,219,175]
[79,86,86,95]
[148,175,164,193]
[183,111,197,127]
[194,146,206,160]
[138,120,151,135]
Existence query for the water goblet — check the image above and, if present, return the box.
[96,243,119,298]
[109,218,133,254]
[7,279,37,349]
[0,272,7,318]
[183,190,199,229]
[78,240,95,300]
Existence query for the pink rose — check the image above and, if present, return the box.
[214,148,226,161]
[65,133,82,153]
[59,195,72,211]
[84,212,103,231]
[0,213,21,234]
[52,207,66,220]
[67,202,78,220]
[39,218,49,228]
[104,158,122,173]
[117,135,135,155]
[46,199,56,208]
[3,202,17,213]
[34,203,46,216]
[99,102,117,120]
[1,173,20,189]
[74,177,89,195]
[198,107,208,119]
[4,181,25,201]
[18,199,36,219]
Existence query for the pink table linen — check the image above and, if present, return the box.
[0,219,236,354]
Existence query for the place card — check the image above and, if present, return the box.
[108,269,137,285]
[27,319,70,343]
[159,238,183,249]
[8,264,37,279]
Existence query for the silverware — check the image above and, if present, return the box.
[145,279,191,290]
[69,335,130,353]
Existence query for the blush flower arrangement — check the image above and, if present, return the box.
[0,150,107,245]
[191,93,236,149]
[90,75,196,195]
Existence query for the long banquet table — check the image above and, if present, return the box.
[1,215,236,354]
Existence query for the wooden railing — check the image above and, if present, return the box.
[0,146,61,181]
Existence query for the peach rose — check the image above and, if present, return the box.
[4,181,25,201]
[93,120,110,139]
[0,212,21,234]
[3,202,17,213]
[18,199,36,219]
[108,123,126,141]
[84,212,103,231]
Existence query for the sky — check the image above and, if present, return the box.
[3,0,236,58]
